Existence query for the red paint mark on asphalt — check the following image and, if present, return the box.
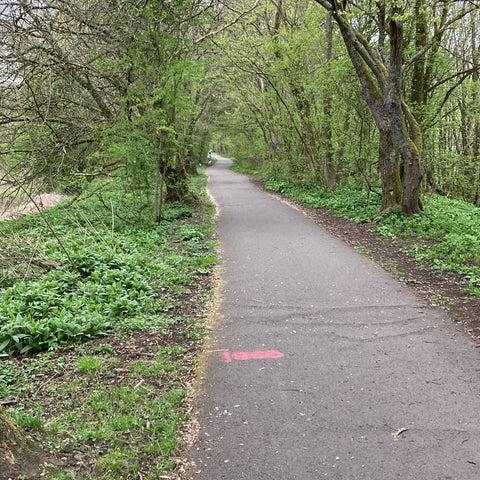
[223,350,283,363]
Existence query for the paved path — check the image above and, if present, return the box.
[189,156,480,479]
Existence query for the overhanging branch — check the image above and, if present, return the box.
[194,0,260,44]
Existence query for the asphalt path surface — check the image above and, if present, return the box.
[189,155,480,479]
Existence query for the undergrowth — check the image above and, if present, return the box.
[373,195,480,296]
[0,180,217,355]
[0,174,217,479]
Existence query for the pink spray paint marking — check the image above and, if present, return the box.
[223,350,283,363]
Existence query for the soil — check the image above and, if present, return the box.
[0,193,68,220]
[246,174,480,339]
[0,273,213,480]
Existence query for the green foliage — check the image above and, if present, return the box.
[0,181,217,356]
[372,194,480,289]
[0,174,215,478]
[163,202,194,221]
[0,249,152,354]
[264,178,381,223]
[8,408,46,430]
[47,475,76,480]
[0,353,67,398]
[0,310,110,356]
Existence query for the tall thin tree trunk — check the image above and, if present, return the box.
[155,136,163,222]
[471,15,480,205]
[155,161,166,223]
[323,13,336,191]
[410,0,427,110]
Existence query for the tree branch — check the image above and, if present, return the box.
[404,6,478,71]
[194,0,261,44]
[0,256,61,271]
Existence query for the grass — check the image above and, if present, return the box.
[0,174,217,479]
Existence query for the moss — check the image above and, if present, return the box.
[0,407,45,479]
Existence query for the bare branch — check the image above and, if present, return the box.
[194,0,260,44]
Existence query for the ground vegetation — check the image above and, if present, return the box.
[0,174,216,479]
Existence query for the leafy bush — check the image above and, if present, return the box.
[179,226,204,241]
[0,311,110,355]
[372,193,480,239]
[162,202,194,221]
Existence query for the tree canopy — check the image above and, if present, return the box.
[205,0,480,215]
[1,0,479,217]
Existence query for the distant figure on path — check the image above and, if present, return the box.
[207,150,212,166]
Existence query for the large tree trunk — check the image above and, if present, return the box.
[332,14,404,213]
[400,148,423,215]
[388,16,423,215]
[314,0,423,215]
[379,128,402,211]
[0,407,45,479]
[165,156,191,203]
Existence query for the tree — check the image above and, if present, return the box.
[312,1,480,215]
[310,1,417,214]
[0,0,218,221]
[0,406,45,479]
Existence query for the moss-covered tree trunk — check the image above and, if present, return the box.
[0,407,45,479]
[165,156,191,203]
[332,11,404,213]
[379,128,402,212]
[388,14,423,215]
[313,0,424,215]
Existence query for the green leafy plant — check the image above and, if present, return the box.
[1,174,216,479]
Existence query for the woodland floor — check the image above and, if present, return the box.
[247,175,480,340]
